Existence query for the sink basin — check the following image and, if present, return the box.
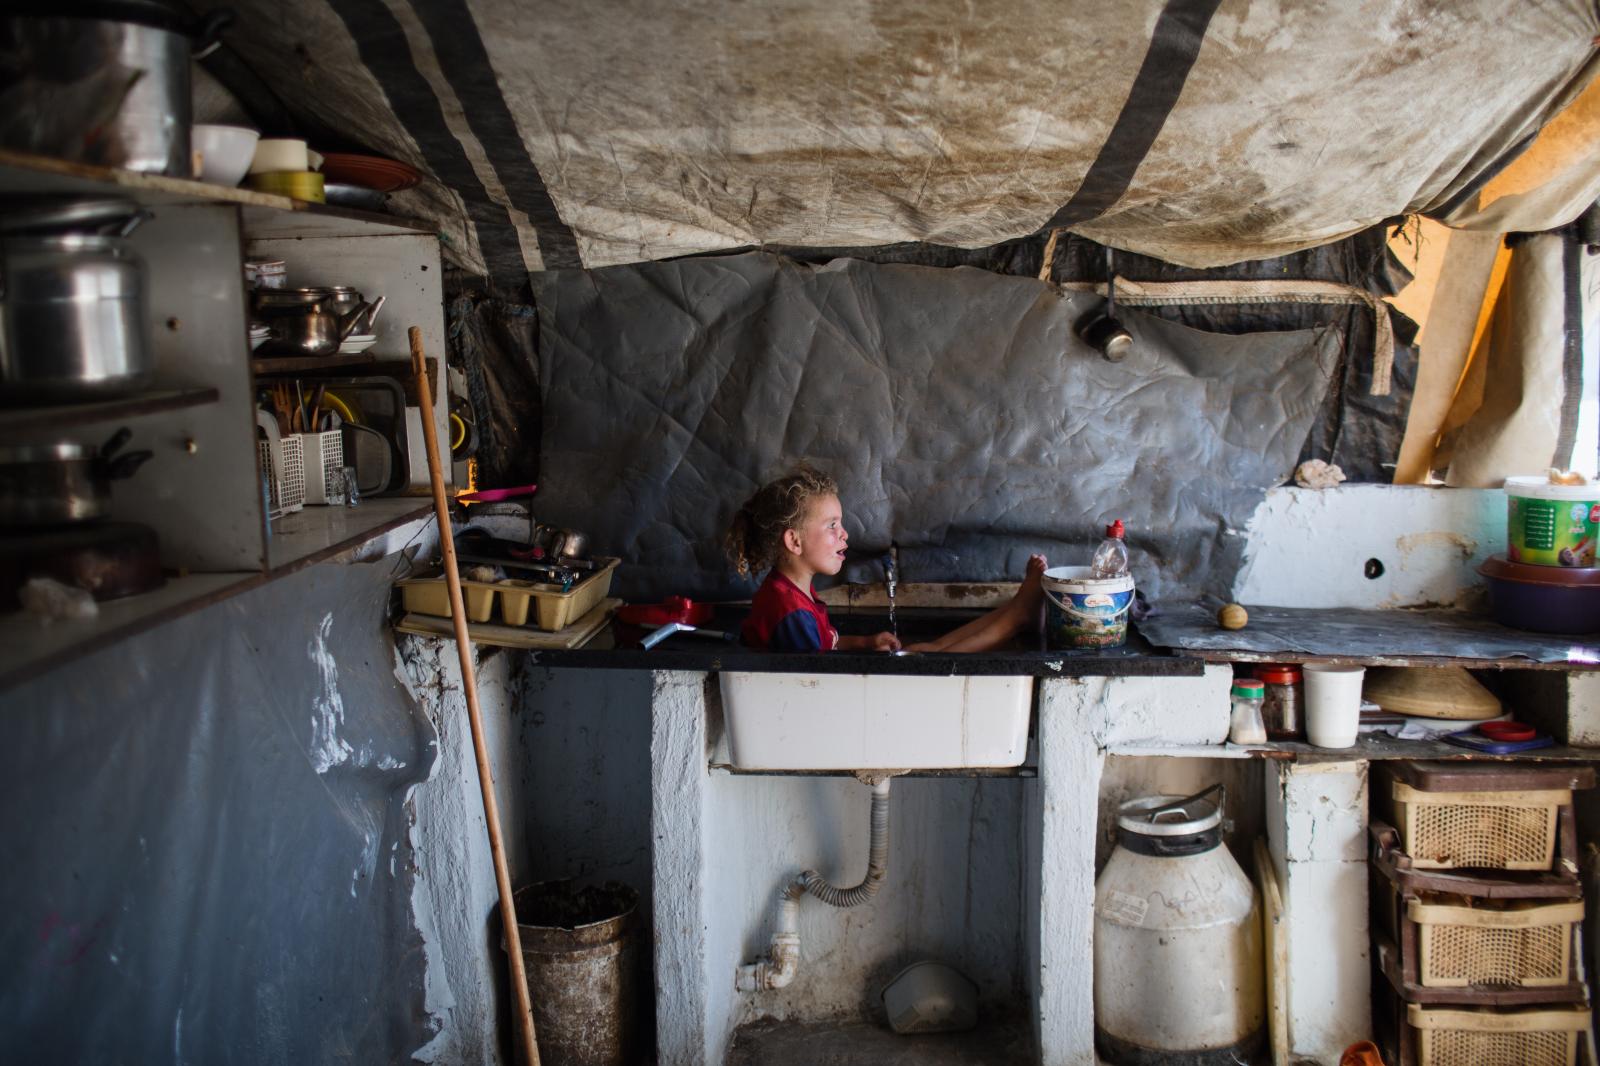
[719,672,1032,770]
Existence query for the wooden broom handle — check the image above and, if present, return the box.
[411,327,542,1066]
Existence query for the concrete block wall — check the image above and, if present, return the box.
[1264,759,1371,1062]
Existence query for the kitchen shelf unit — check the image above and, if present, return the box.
[0,151,449,691]
[0,387,221,438]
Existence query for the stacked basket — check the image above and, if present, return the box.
[1371,761,1597,1066]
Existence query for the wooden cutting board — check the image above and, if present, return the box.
[396,598,620,650]
[1362,665,1501,720]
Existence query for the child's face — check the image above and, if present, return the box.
[785,493,848,577]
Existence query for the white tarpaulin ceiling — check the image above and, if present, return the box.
[190,0,1600,276]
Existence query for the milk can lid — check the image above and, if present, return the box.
[1117,789,1222,837]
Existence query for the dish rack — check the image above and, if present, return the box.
[1372,763,1597,1066]
[396,557,619,632]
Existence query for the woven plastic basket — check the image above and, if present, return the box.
[1408,1005,1589,1066]
[1392,782,1567,871]
[1408,898,1581,989]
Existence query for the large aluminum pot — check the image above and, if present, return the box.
[0,2,232,176]
[0,428,153,526]
[0,230,151,400]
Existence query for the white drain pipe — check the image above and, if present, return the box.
[737,776,894,992]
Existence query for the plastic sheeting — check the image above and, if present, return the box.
[177,0,1600,276]
[531,252,1340,602]
[1138,602,1598,665]
[0,561,434,1064]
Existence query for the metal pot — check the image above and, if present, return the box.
[0,2,233,175]
[0,427,152,526]
[0,226,152,400]
[255,288,374,357]
[535,525,589,561]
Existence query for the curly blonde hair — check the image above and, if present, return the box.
[724,465,838,577]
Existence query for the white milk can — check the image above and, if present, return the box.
[1094,786,1264,1064]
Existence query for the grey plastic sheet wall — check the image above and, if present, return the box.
[0,561,433,1065]
[531,252,1341,603]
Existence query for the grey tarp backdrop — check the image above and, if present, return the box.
[0,562,434,1065]
[531,253,1339,602]
[166,0,1600,277]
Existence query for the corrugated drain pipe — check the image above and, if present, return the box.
[736,775,894,992]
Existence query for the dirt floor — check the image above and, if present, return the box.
[724,1018,1036,1065]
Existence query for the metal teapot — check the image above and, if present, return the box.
[254,287,374,357]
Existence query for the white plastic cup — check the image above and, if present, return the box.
[1303,664,1365,748]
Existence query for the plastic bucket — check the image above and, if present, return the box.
[1505,476,1600,567]
[1043,566,1135,650]
[1303,664,1365,749]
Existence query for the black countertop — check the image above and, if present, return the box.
[524,605,1204,677]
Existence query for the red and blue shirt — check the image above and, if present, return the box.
[741,571,839,652]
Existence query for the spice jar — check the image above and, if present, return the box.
[1228,679,1267,745]
[1253,664,1304,740]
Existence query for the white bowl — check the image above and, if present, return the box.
[339,334,378,354]
[193,125,261,186]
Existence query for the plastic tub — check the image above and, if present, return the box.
[1505,476,1600,567]
[1043,566,1135,649]
[1478,555,1600,635]
[1304,664,1364,748]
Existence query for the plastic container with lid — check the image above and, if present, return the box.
[1229,678,1267,745]
[1094,786,1265,1062]
[1504,476,1600,567]
[1252,664,1303,739]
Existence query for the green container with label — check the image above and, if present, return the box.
[1506,476,1600,567]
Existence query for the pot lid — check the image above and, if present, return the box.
[1118,789,1222,837]
[12,0,195,33]
[0,197,143,236]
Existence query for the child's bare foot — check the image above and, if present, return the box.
[1023,553,1047,588]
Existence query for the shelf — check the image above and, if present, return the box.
[266,498,433,573]
[251,355,379,375]
[1108,734,1600,761]
[0,149,433,238]
[0,501,435,692]
[1140,604,1600,671]
[709,763,1038,778]
[0,387,220,439]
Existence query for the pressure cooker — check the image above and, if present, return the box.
[0,197,153,401]
[1,0,233,175]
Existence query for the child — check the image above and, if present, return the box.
[726,466,1048,653]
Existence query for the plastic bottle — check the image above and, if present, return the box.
[1091,519,1129,578]
[1229,679,1268,745]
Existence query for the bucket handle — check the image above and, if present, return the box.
[1045,588,1133,622]
[1140,783,1224,823]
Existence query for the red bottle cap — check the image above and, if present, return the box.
[1106,519,1125,539]
[1254,664,1303,684]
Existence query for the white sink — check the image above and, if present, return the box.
[719,672,1033,770]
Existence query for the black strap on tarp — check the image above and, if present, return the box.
[1040,0,1224,232]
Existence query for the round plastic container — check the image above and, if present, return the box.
[1043,566,1135,649]
[1505,476,1600,567]
[1303,664,1365,749]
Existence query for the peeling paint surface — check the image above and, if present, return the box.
[1235,486,1501,608]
